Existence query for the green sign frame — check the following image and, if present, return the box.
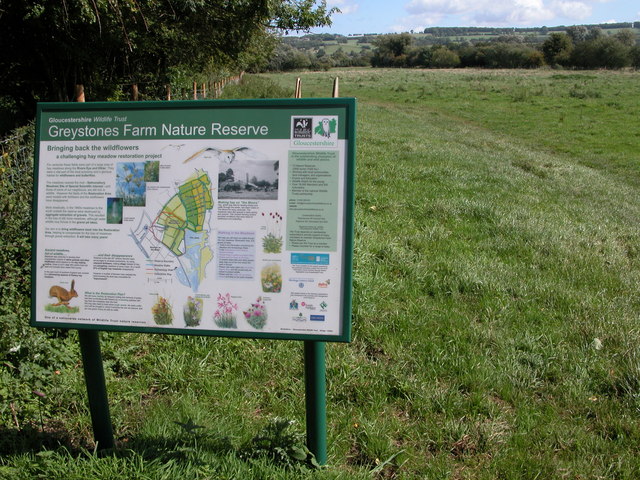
[31,98,355,343]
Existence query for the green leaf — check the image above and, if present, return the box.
[290,446,307,460]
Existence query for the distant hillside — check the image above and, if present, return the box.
[283,22,639,54]
[421,22,637,37]
[273,23,639,72]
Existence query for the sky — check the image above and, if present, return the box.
[307,0,640,35]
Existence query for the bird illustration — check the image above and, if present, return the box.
[161,144,186,151]
[315,118,336,138]
[182,146,265,164]
[320,119,331,137]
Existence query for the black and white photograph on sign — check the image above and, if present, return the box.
[217,158,279,200]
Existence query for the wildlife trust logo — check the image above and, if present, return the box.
[292,117,312,139]
[291,115,338,148]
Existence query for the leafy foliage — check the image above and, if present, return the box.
[0,125,78,427]
[570,36,633,69]
[0,0,335,126]
[0,125,33,319]
[273,25,637,73]
[240,418,319,469]
[371,34,413,67]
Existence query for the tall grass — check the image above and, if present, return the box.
[2,69,640,478]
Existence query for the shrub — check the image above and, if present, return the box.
[542,33,573,66]
[0,124,77,427]
[570,37,632,69]
[0,125,33,320]
[430,46,461,68]
[631,46,640,69]
[480,43,544,69]
[407,46,431,67]
[371,33,413,67]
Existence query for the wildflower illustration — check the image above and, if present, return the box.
[183,296,203,327]
[261,263,282,293]
[261,210,283,253]
[144,160,160,182]
[243,297,268,329]
[152,296,173,325]
[115,162,146,206]
[214,293,238,328]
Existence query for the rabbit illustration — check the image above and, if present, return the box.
[49,280,78,306]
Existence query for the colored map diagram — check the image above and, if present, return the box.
[130,170,214,292]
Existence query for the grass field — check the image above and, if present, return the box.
[2,68,640,479]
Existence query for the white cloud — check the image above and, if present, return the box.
[551,1,592,20]
[471,0,555,24]
[401,0,612,27]
[329,0,359,15]
[391,12,446,32]
[406,0,469,15]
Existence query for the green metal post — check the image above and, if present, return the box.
[304,340,327,465]
[78,329,115,450]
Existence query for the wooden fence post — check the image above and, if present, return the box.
[166,85,171,101]
[132,84,139,101]
[295,77,302,98]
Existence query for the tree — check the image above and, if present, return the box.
[570,36,631,69]
[631,46,640,69]
[586,26,603,41]
[429,46,460,68]
[0,0,336,126]
[371,33,413,67]
[566,25,588,44]
[614,29,637,48]
[480,43,542,68]
[542,33,573,66]
[377,34,413,56]
[330,47,350,66]
[407,46,432,67]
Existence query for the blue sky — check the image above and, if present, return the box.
[307,0,640,35]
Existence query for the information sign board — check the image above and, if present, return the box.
[31,98,355,342]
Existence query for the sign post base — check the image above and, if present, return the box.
[304,340,327,465]
[78,329,115,450]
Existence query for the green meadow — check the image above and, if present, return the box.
[2,68,640,479]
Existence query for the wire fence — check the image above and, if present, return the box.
[0,71,246,185]
[122,71,245,101]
